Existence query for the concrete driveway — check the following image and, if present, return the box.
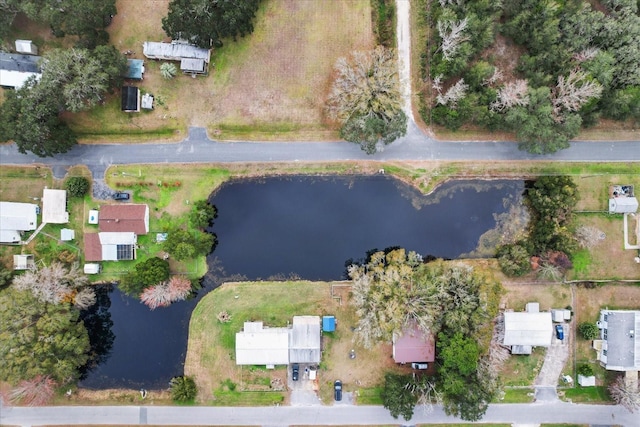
[535,323,570,401]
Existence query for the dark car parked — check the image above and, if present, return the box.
[113,192,130,201]
[292,364,299,381]
[555,324,564,340]
[334,380,342,401]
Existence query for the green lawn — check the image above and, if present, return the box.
[356,387,384,405]
[561,386,611,403]
[499,347,546,386]
[498,387,535,403]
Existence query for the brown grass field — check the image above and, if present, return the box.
[63,0,374,141]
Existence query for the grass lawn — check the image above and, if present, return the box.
[560,386,610,403]
[497,387,535,403]
[184,281,400,404]
[498,347,546,387]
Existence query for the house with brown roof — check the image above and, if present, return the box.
[85,232,137,261]
[392,323,436,364]
[99,204,149,235]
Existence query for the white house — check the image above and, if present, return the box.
[84,232,137,261]
[0,201,38,243]
[235,322,290,367]
[289,316,321,364]
[0,52,42,89]
[42,189,68,224]
[597,310,640,371]
[503,310,553,354]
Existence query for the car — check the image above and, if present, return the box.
[334,380,342,401]
[411,362,428,370]
[555,324,564,340]
[113,192,130,201]
[292,364,299,381]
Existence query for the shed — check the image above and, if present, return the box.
[15,40,38,55]
[289,316,321,364]
[322,315,336,332]
[552,309,571,323]
[180,58,206,74]
[141,93,154,109]
[0,52,42,88]
[235,321,290,366]
[42,189,68,224]
[121,86,140,112]
[125,59,144,80]
[13,254,34,270]
[609,197,638,214]
[61,228,75,241]
[88,210,99,224]
[578,375,596,386]
[84,263,101,274]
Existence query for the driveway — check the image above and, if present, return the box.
[535,323,570,401]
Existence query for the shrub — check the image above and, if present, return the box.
[496,242,532,276]
[578,322,599,340]
[577,364,594,377]
[65,176,90,197]
[169,376,197,402]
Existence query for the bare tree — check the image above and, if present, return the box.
[552,69,603,118]
[405,375,442,415]
[435,79,469,108]
[573,47,600,63]
[437,18,469,61]
[609,375,640,413]
[141,276,192,310]
[13,262,91,306]
[482,67,503,87]
[73,287,97,310]
[166,276,192,302]
[491,80,530,111]
[576,225,605,248]
[9,375,57,406]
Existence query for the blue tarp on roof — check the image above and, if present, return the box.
[125,59,144,79]
[322,316,336,332]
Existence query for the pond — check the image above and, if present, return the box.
[80,176,524,389]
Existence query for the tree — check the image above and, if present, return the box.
[577,364,594,377]
[496,242,532,277]
[162,0,261,48]
[40,47,126,113]
[163,229,215,261]
[119,257,170,296]
[609,375,640,413]
[8,375,57,406]
[381,373,417,420]
[0,261,13,289]
[140,276,192,310]
[327,46,407,154]
[437,17,469,61]
[578,322,599,340]
[65,176,91,197]
[551,69,603,119]
[0,288,90,385]
[0,79,78,157]
[12,262,94,308]
[491,80,530,111]
[434,78,469,108]
[170,375,197,402]
[575,225,605,248]
[189,200,217,229]
[160,62,178,79]
[349,249,430,348]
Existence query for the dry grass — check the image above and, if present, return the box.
[501,283,572,312]
[574,173,640,212]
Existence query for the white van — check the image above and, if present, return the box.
[411,362,428,370]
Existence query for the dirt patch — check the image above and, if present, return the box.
[501,283,572,312]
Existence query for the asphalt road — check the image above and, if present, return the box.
[1,123,639,180]
[0,400,636,426]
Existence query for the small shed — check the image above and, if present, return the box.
[84,263,101,274]
[15,40,38,55]
[61,228,75,241]
[141,93,154,110]
[125,59,144,80]
[609,197,638,214]
[121,86,140,112]
[322,315,336,332]
[578,375,596,386]
[552,309,571,322]
[88,210,99,224]
[13,254,34,270]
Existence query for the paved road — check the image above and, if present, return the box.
[1,124,639,180]
[0,400,635,426]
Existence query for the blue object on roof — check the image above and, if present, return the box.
[125,59,144,79]
[322,316,336,332]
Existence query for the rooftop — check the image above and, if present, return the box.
[503,311,553,347]
[601,310,640,371]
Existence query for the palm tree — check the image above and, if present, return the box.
[160,62,177,79]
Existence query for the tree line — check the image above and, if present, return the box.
[423,0,640,154]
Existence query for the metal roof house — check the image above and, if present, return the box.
[143,42,210,75]
[289,316,321,364]
[84,232,137,262]
[0,201,38,244]
[609,197,638,214]
[235,322,290,367]
[503,311,553,351]
[0,52,42,89]
[99,204,149,235]
[392,323,436,364]
[42,189,68,224]
[597,310,640,371]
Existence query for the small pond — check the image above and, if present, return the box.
[80,176,524,389]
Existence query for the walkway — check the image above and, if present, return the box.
[534,325,570,402]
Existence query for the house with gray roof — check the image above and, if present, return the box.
[142,42,210,75]
[597,310,640,371]
[0,52,42,89]
[0,201,38,244]
[503,306,553,354]
[289,315,321,364]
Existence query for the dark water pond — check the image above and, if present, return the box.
[80,176,524,389]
